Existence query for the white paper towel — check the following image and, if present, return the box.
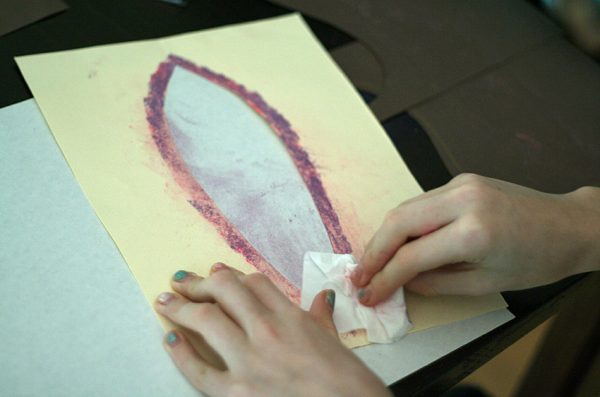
[301,252,412,343]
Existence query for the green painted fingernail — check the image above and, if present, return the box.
[173,270,188,282]
[358,288,371,302]
[166,331,178,346]
[326,290,336,310]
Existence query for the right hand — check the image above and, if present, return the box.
[353,174,600,306]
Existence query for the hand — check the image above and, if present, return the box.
[155,264,392,397]
[353,174,600,306]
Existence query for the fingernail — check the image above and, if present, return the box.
[352,266,363,283]
[173,270,189,282]
[166,331,179,346]
[358,287,371,303]
[211,262,229,272]
[157,292,175,305]
[326,289,336,310]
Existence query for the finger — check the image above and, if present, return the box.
[173,266,294,314]
[241,272,295,313]
[308,289,337,336]
[172,263,245,290]
[163,330,228,396]
[354,173,484,288]
[155,292,247,361]
[389,173,481,211]
[173,268,268,332]
[171,271,210,301]
[399,174,467,206]
[209,262,245,277]
[210,264,294,313]
[405,266,493,296]
[356,194,459,288]
[172,264,243,301]
[358,221,470,306]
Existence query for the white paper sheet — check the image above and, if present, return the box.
[0,99,200,397]
[355,309,514,385]
[0,99,513,394]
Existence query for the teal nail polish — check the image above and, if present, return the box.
[326,290,336,310]
[166,331,178,346]
[173,270,188,282]
[358,288,370,302]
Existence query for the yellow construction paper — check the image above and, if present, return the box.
[16,14,506,347]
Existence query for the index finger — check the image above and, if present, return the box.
[356,193,458,287]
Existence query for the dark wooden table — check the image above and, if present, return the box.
[2,1,597,395]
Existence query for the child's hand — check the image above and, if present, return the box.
[354,174,600,305]
[155,265,392,397]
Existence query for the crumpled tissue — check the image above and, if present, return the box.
[301,252,412,344]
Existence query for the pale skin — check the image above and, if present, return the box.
[156,264,392,397]
[156,174,600,397]
[353,174,600,305]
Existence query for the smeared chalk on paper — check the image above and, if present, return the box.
[145,55,352,300]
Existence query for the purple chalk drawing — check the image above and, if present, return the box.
[145,55,351,302]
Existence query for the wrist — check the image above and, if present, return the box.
[563,186,600,275]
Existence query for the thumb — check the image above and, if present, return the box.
[308,289,337,336]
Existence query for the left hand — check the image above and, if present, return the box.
[155,264,391,397]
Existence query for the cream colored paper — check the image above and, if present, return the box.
[16,14,506,346]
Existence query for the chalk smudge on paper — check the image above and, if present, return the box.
[145,55,351,301]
